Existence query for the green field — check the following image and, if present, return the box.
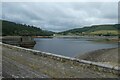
[90,30,118,35]
[58,24,119,36]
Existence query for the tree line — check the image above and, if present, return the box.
[1,20,54,36]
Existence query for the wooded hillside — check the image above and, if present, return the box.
[1,20,54,36]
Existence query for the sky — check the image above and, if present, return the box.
[1,2,118,32]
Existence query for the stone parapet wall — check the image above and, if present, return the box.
[0,42,119,75]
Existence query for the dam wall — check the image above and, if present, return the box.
[1,42,119,75]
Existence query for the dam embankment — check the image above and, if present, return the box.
[1,42,120,78]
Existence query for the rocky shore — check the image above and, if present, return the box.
[76,47,119,66]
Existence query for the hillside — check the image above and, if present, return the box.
[58,24,119,36]
[1,20,120,36]
[1,20,54,36]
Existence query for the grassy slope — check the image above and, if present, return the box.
[58,24,119,36]
[90,30,118,35]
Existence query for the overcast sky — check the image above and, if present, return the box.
[1,2,118,32]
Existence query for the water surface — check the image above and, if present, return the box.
[33,38,117,57]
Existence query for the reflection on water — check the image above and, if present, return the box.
[33,38,118,57]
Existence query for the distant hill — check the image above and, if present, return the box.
[58,24,119,36]
[1,20,120,36]
[1,20,54,36]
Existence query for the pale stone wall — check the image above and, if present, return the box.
[0,42,119,75]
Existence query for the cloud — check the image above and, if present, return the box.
[2,2,118,32]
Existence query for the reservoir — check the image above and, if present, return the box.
[33,38,118,57]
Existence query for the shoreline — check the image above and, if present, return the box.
[76,47,119,66]
[33,35,120,43]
